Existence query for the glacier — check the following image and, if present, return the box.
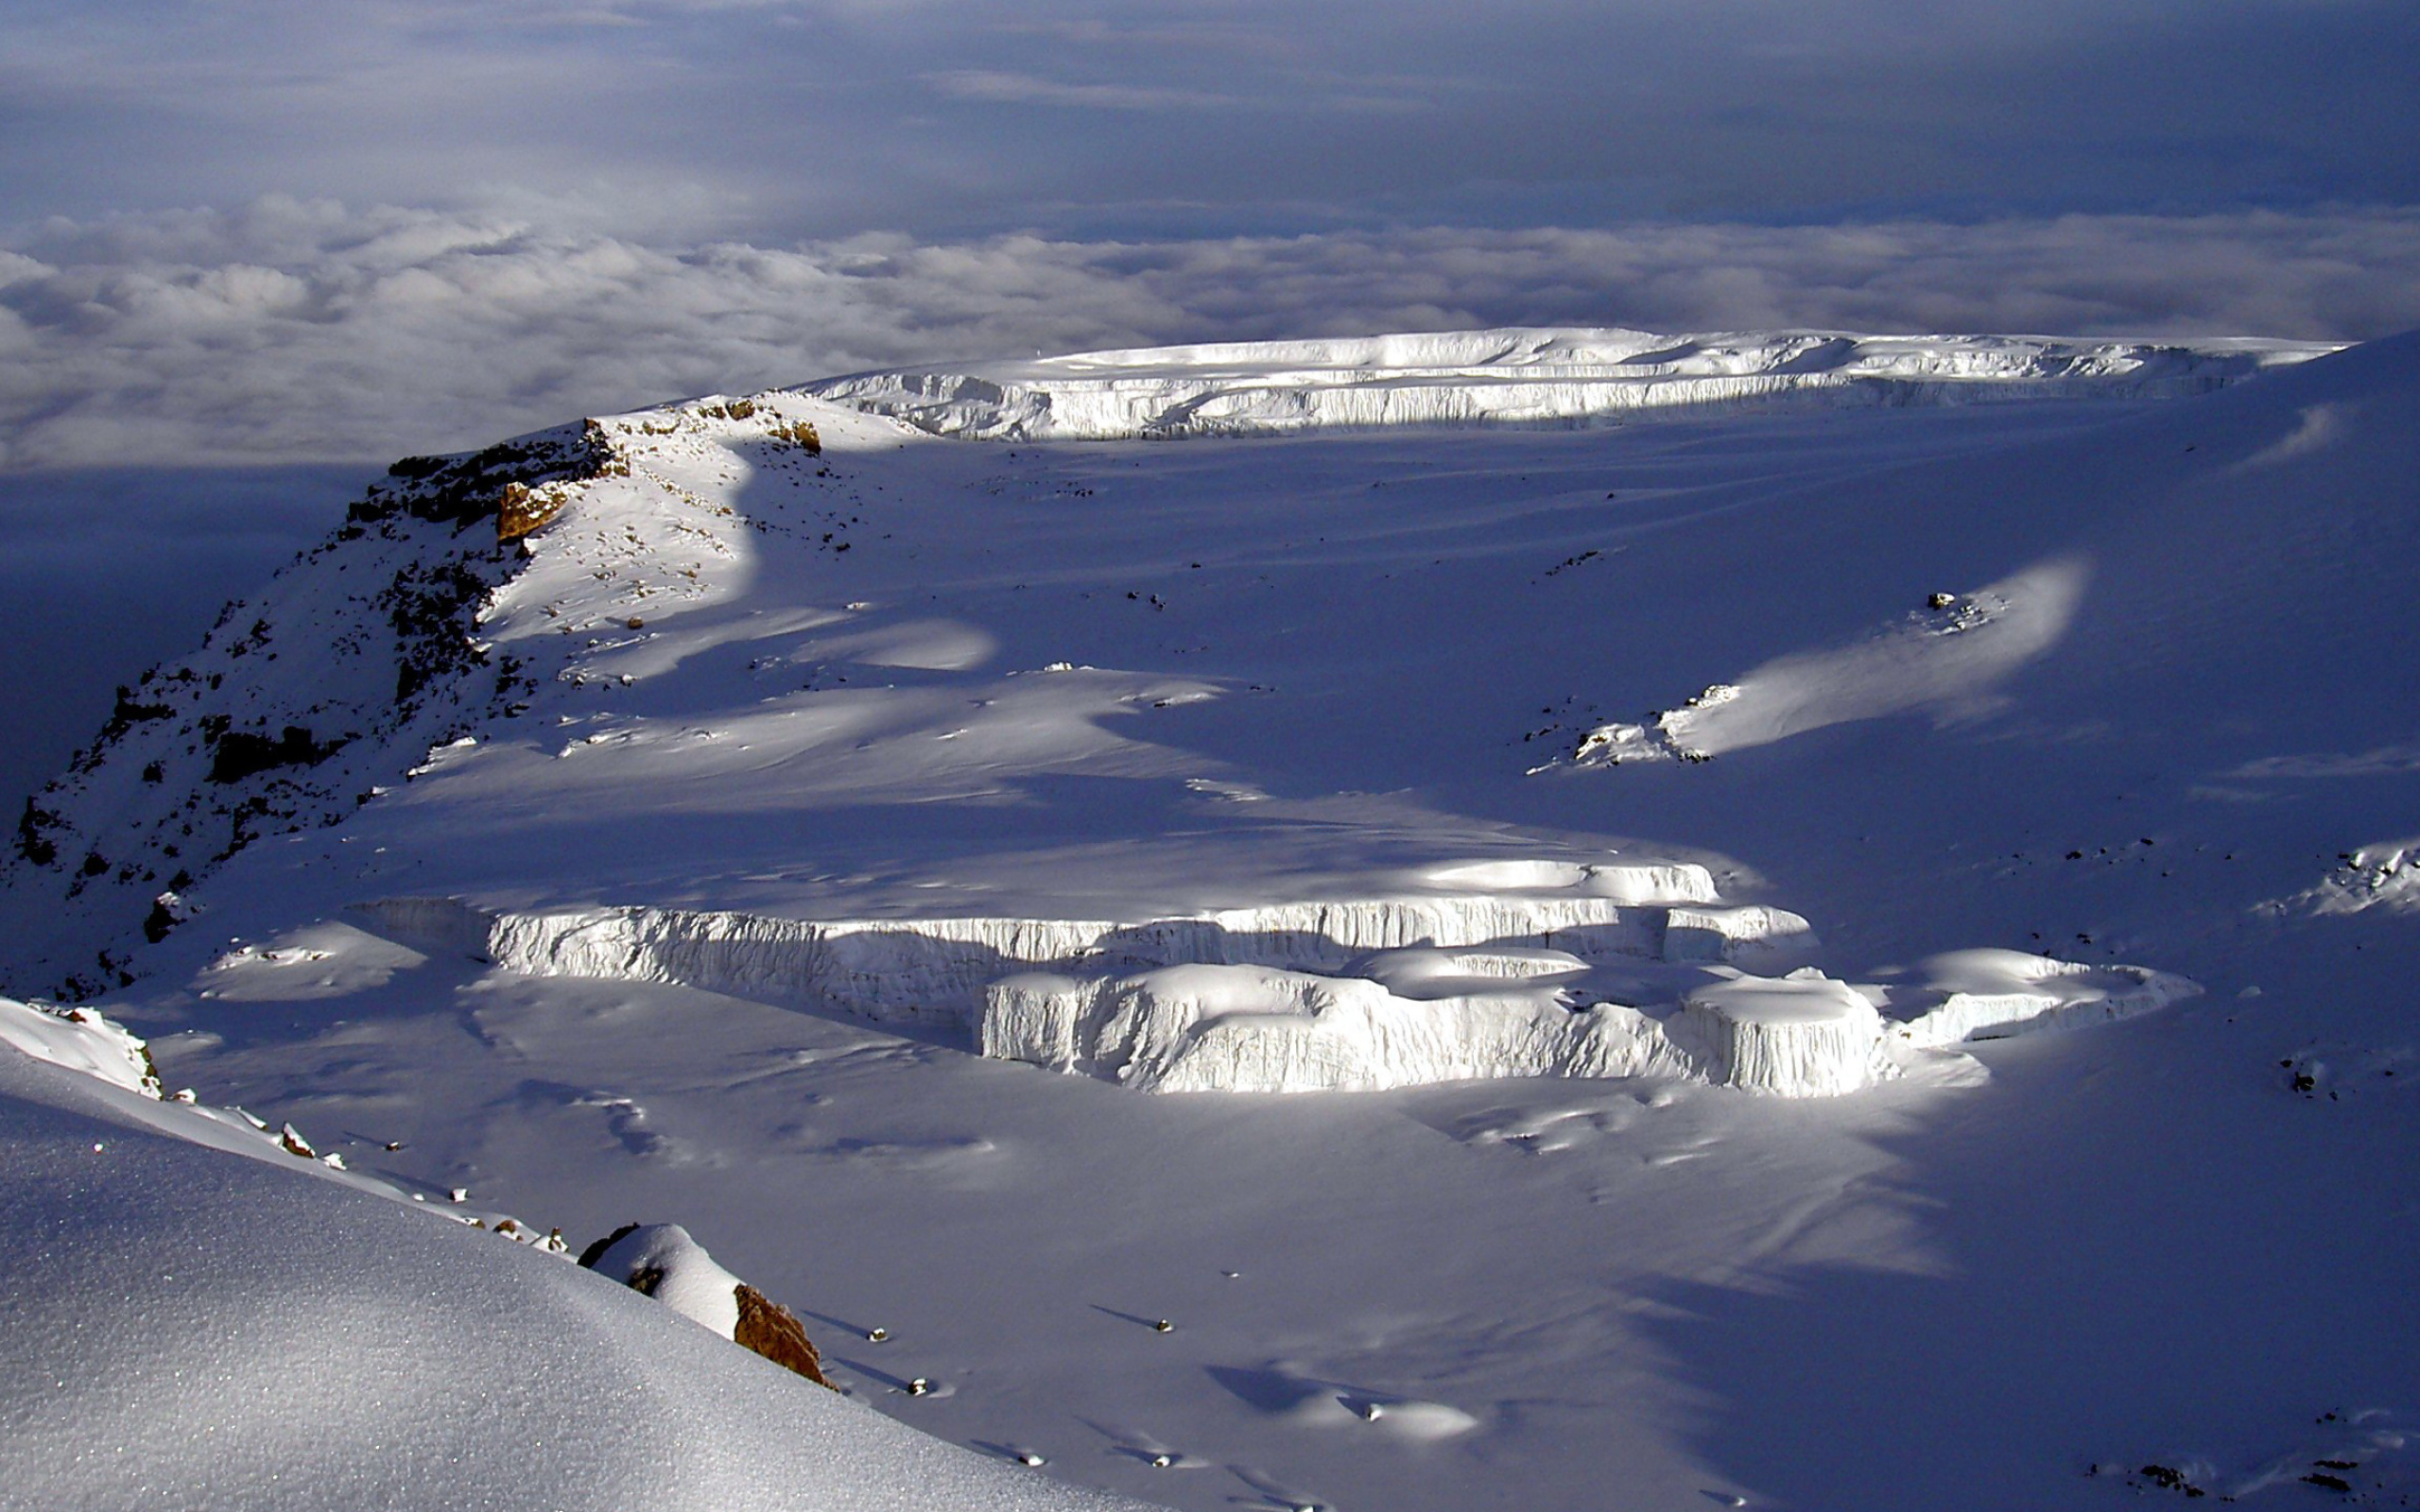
[806,327,2332,441]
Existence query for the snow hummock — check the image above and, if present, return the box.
[585,1221,746,1337]
[1889,949,2203,1049]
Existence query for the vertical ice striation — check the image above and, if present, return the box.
[478,886,1702,1025]
[1677,973,1892,1097]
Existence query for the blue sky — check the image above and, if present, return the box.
[2,0,2417,468]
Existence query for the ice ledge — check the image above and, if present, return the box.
[804,328,2332,442]
[978,954,2200,1097]
[458,882,1705,1027]
[350,887,2192,1098]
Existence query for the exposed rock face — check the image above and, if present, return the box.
[734,1284,837,1390]
[0,421,620,999]
[580,1221,836,1390]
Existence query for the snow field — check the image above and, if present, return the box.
[5,328,2415,1512]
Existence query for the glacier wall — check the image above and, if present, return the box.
[479,885,1719,1027]
[1676,974,1890,1097]
[805,328,2331,442]
[361,888,2190,1099]
[979,965,1700,1093]
[973,952,2197,1098]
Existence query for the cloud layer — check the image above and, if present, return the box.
[5,198,2418,470]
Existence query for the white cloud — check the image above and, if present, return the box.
[4,198,2417,470]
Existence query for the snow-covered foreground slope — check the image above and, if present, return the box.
[4,328,2416,1510]
[0,1000,1150,1512]
[806,327,2330,440]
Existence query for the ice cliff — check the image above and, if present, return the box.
[361,885,2192,1099]
[806,328,2331,441]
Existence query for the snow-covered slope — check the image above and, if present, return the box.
[5,327,2416,1512]
[806,327,2331,440]
[0,1000,1149,1512]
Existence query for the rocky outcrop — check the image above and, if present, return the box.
[0,421,626,998]
[734,1285,836,1390]
[580,1222,836,1390]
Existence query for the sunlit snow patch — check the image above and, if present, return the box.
[1573,560,2086,764]
[2261,837,2420,918]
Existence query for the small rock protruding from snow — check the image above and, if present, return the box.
[579,1221,836,1389]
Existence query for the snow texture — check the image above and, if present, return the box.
[0,1018,1152,1512]
[585,1222,746,1338]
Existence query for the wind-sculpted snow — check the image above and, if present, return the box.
[807,327,2329,440]
[1887,950,2203,1049]
[1572,560,2088,765]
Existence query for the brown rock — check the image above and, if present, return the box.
[497,482,566,543]
[733,1282,837,1390]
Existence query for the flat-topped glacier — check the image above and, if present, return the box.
[805,327,2333,440]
